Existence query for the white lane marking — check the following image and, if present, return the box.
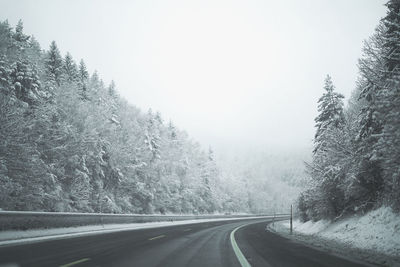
[183,228,191,232]
[59,257,90,267]
[148,234,165,241]
[230,225,252,267]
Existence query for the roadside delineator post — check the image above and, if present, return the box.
[290,204,293,234]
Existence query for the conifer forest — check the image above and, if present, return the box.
[0,1,399,223]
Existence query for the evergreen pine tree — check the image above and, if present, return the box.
[78,59,89,100]
[10,61,41,104]
[11,20,30,55]
[299,75,348,220]
[145,109,161,162]
[0,55,10,94]
[0,20,13,55]
[13,20,30,43]
[45,41,63,86]
[108,80,116,97]
[63,52,78,83]
[314,75,345,153]
[25,36,43,66]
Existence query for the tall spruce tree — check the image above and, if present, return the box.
[314,75,345,153]
[108,80,116,97]
[11,20,30,58]
[45,41,63,87]
[63,52,78,83]
[78,59,89,100]
[297,76,349,221]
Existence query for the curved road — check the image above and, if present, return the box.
[0,218,369,267]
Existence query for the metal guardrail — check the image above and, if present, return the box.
[0,211,289,231]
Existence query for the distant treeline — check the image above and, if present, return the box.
[0,19,254,214]
[298,0,400,221]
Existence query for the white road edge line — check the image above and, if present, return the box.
[230,224,252,267]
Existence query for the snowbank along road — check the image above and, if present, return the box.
[0,217,371,267]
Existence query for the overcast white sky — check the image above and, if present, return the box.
[0,0,387,152]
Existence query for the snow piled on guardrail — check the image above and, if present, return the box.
[0,211,279,231]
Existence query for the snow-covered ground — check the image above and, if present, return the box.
[0,215,273,247]
[269,207,400,266]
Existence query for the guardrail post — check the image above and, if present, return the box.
[272,211,275,227]
[290,204,293,234]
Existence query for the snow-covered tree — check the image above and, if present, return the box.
[13,20,30,44]
[145,109,162,162]
[63,52,78,83]
[299,76,349,220]
[78,59,89,100]
[45,41,63,87]
[26,36,42,65]
[0,55,10,94]
[299,1,400,220]
[0,19,264,215]
[374,0,400,210]
[314,75,345,153]
[9,60,41,105]
[0,20,13,55]
[108,80,117,97]
[11,20,30,57]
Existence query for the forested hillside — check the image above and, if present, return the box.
[218,148,307,214]
[298,0,400,221]
[0,19,256,214]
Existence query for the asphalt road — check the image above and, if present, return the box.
[0,218,370,267]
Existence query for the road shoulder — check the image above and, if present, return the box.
[269,220,399,267]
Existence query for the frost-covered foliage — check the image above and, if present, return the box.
[299,0,400,221]
[313,75,345,154]
[0,20,251,214]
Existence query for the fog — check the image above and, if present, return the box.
[0,0,386,152]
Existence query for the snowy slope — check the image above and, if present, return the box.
[270,207,400,266]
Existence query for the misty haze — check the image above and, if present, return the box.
[0,0,399,267]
